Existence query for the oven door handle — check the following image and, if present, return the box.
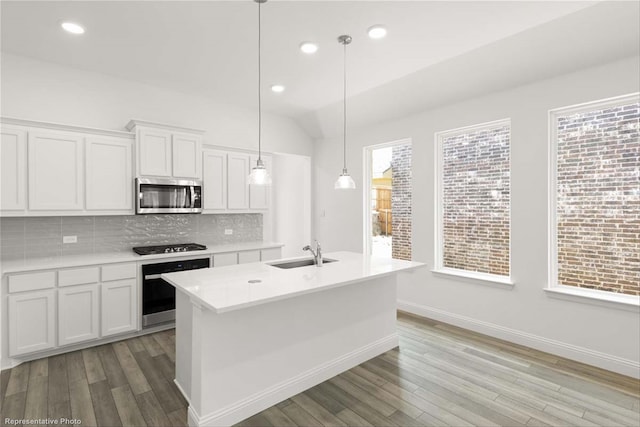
[144,274,165,280]
[190,186,196,208]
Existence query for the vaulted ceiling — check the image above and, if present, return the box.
[2,1,639,138]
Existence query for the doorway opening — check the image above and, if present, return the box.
[364,139,412,260]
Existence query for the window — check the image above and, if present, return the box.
[550,94,639,298]
[435,119,511,282]
[364,139,412,260]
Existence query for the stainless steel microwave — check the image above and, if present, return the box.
[136,178,203,214]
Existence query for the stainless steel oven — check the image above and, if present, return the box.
[136,177,202,214]
[141,257,210,327]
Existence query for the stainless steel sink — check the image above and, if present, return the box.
[268,258,337,269]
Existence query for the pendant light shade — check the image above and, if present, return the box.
[248,158,271,185]
[249,0,272,186]
[335,170,356,190]
[335,35,355,190]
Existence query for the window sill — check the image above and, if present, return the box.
[544,286,640,312]
[431,268,514,288]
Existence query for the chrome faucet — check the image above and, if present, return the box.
[303,241,323,266]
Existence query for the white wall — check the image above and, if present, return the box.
[0,53,313,157]
[314,55,640,377]
[272,153,311,258]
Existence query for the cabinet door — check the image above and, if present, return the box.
[1,126,27,211]
[86,137,133,211]
[102,278,137,337]
[172,133,202,179]
[203,150,227,210]
[58,284,99,346]
[249,154,271,210]
[138,128,172,177]
[28,131,84,210]
[8,290,56,356]
[227,153,250,209]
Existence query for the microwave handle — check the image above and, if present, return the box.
[190,186,195,208]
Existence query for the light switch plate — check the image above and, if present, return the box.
[63,235,77,244]
[224,229,233,235]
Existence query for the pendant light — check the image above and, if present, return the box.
[335,35,356,190]
[248,0,272,186]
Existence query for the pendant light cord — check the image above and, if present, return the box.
[257,1,262,162]
[343,40,347,171]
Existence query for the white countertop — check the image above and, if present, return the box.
[1,241,283,274]
[162,251,426,314]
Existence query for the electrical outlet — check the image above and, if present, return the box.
[224,229,233,235]
[63,235,77,244]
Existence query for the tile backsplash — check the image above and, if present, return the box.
[0,214,262,261]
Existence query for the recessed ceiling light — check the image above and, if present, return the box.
[367,25,387,39]
[299,42,318,54]
[61,22,85,35]
[271,84,285,93]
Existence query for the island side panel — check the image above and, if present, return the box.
[191,275,399,427]
[175,289,193,402]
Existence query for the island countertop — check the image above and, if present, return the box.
[162,251,425,313]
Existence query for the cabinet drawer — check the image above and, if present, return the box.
[58,267,100,287]
[8,271,56,293]
[213,252,238,267]
[261,248,282,262]
[238,250,260,264]
[102,263,137,282]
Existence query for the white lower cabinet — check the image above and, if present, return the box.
[58,284,99,346]
[6,262,138,358]
[101,278,137,337]
[8,290,56,357]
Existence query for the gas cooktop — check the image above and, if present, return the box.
[133,243,207,256]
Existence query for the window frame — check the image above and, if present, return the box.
[434,118,513,286]
[547,93,640,308]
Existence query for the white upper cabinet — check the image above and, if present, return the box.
[173,133,202,178]
[1,118,136,216]
[127,120,204,179]
[28,131,84,211]
[203,150,273,212]
[227,152,250,209]
[249,154,271,210]
[0,126,27,212]
[138,128,172,177]
[203,149,227,210]
[86,136,133,212]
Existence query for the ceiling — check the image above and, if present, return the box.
[1,1,609,116]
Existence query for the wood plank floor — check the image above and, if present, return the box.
[1,312,638,427]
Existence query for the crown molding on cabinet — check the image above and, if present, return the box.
[0,117,134,139]
[126,119,205,135]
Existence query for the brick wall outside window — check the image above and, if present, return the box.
[391,144,412,261]
[555,100,639,296]
[440,122,511,276]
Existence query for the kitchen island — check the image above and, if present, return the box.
[162,251,425,427]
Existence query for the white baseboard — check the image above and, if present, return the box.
[173,379,191,406]
[397,300,640,379]
[190,333,399,427]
